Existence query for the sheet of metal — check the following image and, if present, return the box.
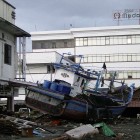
[0,78,37,87]
[0,18,30,37]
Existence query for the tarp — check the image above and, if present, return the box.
[93,122,116,137]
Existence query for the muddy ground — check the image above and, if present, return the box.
[0,117,140,140]
[110,118,140,140]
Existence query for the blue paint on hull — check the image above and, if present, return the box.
[108,105,128,116]
[26,83,133,120]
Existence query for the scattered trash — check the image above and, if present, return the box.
[0,113,140,139]
[51,119,62,126]
[18,108,31,118]
[65,124,99,139]
[33,127,46,137]
[0,119,20,136]
[93,122,116,137]
[21,126,33,137]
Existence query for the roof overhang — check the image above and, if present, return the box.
[0,17,31,37]
[3,0,15,9]
[0,78,37,87]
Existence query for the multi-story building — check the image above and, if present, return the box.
[26,25,140,87]
[0,0,30,110]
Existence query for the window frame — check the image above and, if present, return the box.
[4,43,12,65]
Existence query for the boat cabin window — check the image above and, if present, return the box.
[80,79,86,89]
[85,80,97,90]
[77,77,80,82]
[80,79,86,90]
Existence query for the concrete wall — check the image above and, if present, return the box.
[32,48,75,56]
[0,29,17,80]
[26,51,61,64]
[0,41,3,77]
[0,0,15,24]
[75,44,140,55]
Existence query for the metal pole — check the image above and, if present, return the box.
[19,37,21,79]
[50,64,53,82]
[22,37,26,81]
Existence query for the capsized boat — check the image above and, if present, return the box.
[25,54,134,121]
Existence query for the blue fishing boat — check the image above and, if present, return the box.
[25,54,134,121]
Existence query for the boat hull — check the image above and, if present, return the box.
[108,105,128,116]
[25,86,91,120]
[25,84,133,121]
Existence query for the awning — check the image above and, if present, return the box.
[0,78,37,87]
[0,17,31,37]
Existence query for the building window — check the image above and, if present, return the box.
[79,38,84,46]
[52,42,56,48]
[41,42,45,49]
[136,35,140,44]
[100,37,105,45]
[83,38,88,46]
[96,37,101,45]
[128,75,132,79]
[88,38,93,45]
[4,44,12,65]
[75,34,140,47]
[132,35,136,44]
[105,37,110,45]
[127,36,132,44]
[2,33,4,39]
[81,53,140,63]
[64,42,67,48]
[75,38,80,46]
[113,36,118,45]
[122,36,127,44]
[92,38,97,45]
[47,65,55,73]
[47,65,51,73]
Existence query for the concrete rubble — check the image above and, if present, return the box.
[0,112,140,140]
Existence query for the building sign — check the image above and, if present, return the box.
[113,9,140,20]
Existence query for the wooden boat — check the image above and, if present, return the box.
[25,54,134,121]
[82,84,134,119]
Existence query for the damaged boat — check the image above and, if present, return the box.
[25,54,134,121]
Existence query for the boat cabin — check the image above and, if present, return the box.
[53,65,87,97]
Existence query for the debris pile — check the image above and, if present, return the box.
[0,113,140,139]
[65,124,99,139]
[0,119,20,135]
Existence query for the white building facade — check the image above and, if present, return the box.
[27,25,140,87]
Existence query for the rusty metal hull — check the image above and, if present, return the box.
[25,84,134,121]
[25,97,88,120]
[25,86,91,120]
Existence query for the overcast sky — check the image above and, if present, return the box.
[7,0,140,33]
